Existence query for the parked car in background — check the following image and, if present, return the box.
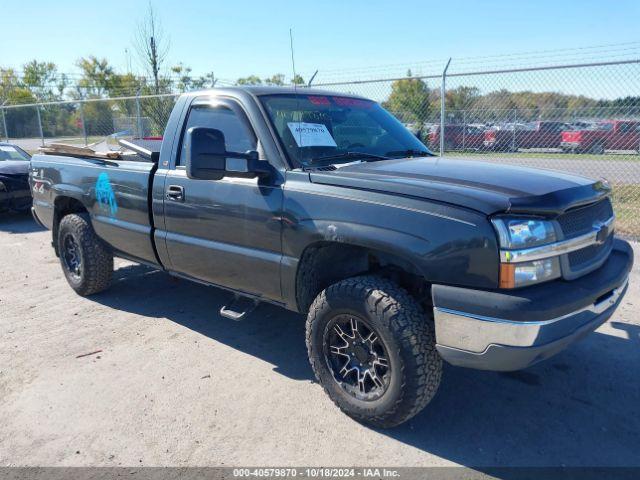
[561,120,640,154]
[0,142,32,213]
[484,121,568,151]
[428,124,485,150]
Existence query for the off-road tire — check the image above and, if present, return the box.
[306,275,442,428]
[58,213,113,296]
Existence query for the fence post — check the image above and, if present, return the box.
[78,101,88,146]
[440,58,452,156]
[35,105,44,147]
[511,108,517,151]
[1,106,7,142]
[462,110,466,151]
[135,91,143,138]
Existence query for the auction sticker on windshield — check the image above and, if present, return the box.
[287,122,337,147]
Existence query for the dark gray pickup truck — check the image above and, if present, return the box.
[30,87,633,427]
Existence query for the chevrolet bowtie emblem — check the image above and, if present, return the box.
[593,221,609,245]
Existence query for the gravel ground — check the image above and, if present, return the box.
[1,213,639,468]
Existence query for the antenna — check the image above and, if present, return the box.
[289,28,298,88]
[307,70,318,87]
[289,28,302,147]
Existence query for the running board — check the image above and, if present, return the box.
[219,295,258,321]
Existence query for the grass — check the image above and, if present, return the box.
[611,184,640,239]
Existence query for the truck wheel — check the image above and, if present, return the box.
[58,213,113,296]
[306,275,442,428]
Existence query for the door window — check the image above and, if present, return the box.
[177,104,256,166]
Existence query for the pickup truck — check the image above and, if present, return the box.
[561,120,640,154]
[29,87,633,428]
[428,124,485,151]
[484,121,567,152]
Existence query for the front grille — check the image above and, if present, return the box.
[568,234,613,269]
[557,198,613,238]
[557,198,614,277]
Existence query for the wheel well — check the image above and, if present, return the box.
[295,241,430,313]
[52,197,88,256]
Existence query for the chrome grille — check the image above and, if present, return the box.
[568,235,613,269]
[557,198,613,238]
[558,198,614,277]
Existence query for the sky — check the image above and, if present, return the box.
[1,0,639,89]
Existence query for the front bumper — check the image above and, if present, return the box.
[432,238,633,371]
[560,141,581,150]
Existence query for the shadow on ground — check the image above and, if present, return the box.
[89,263,640,469]
[97,264,311,381]
[0,211,44,234]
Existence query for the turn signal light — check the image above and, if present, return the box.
[499,263,516,289]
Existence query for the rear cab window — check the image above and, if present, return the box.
[177,104,257,167]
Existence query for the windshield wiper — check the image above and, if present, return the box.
[307,151,390,166]
[385,149,435,158]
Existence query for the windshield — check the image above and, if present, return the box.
[0,145,31,161]
[259,94,431,167]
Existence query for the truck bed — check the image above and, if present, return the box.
[31,154,160,266]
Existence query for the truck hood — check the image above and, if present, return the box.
[308,157,609,216]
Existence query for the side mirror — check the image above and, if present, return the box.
[185,127,269,180]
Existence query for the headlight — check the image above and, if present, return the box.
[493,217,561,288]
[501,257,562,288]
[491,217,557,249]
[0,180,6,191]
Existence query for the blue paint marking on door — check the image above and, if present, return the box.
[95,172,118,216]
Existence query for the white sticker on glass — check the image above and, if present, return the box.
[287,122,337,147]
[0,146,17,152]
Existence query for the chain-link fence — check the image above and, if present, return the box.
[315,59,640,238]
[1,93,179,152]
[2,59,639,237]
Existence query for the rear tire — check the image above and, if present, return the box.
[58,214,113,296]
[306,275,442,428]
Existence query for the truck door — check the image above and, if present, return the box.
[161,99,284,302]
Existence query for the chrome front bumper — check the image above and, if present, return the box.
[431,239,633,371]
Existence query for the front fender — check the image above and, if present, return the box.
[281,177,500,309]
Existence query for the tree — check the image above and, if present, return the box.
[0,68,23,104]
[21,61,67,102]
[383,70,430,123]
[134,3,170,94]
[291,74,305,85]
[76,56,115,97]
[265,74,285,86]
[171,64,217,91]
[236,75,262,86]
[446,86,481,111]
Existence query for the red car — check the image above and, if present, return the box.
[484,121,567,151]
[428,124,485,150]
[561,120,640,154]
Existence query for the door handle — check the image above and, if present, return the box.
[166,185,185,202]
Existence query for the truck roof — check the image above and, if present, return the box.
[182,85,369,100]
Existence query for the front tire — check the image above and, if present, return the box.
[58,213,113,296]
[306,275,442,428]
